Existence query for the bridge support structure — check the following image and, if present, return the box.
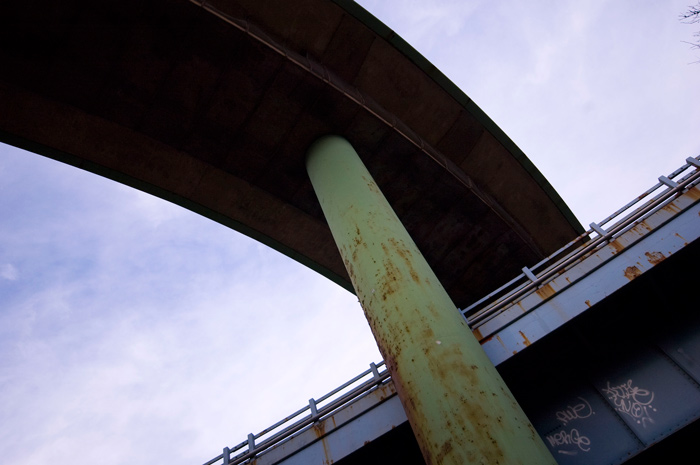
[306,135,555,465]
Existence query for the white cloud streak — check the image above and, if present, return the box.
[0,263,18,280]
[0,147,381,465]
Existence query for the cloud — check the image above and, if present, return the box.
[0,141,382,465]
[1,263,18,280]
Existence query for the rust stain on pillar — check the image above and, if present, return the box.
[306,135,555,465]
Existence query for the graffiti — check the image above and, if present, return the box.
[545,397,594,455]
[602,379,656,427]
[555,397,594,426]
[546,428,591,453]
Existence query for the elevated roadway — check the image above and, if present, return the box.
[0,0,582,308]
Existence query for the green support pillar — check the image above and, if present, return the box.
[306,135,556,465]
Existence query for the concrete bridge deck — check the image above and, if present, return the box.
[0,0,581,309]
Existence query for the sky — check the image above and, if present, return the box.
[1,1,699,464]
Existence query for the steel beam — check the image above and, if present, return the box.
[306,135,555,465]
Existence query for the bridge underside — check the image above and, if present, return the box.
[501,236,700,465]
[0,0,581,308]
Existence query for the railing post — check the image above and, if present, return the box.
[521,266,538,283]
[659,175,679,188]
[369,362,381,383]
[589,221,607,238]
[247,433,255,457]
[222,447,230,465]
[308,398,319,421]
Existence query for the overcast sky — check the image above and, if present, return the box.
[1,2,699,465]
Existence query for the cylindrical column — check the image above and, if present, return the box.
[306,135,555,465]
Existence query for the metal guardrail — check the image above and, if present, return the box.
[203,361,390,465]
[462,155,700,330]
[203,156,700,465]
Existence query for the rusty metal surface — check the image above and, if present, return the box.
[0,0,581,309]
[251,383,405,465]
[477,178,700,365]
[201,362,391,465]
[504,240,700,465]
[464,156,700,325]
[307,135,555,465]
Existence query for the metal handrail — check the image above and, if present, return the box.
[463,155,700,329]
[203,361,390,465]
